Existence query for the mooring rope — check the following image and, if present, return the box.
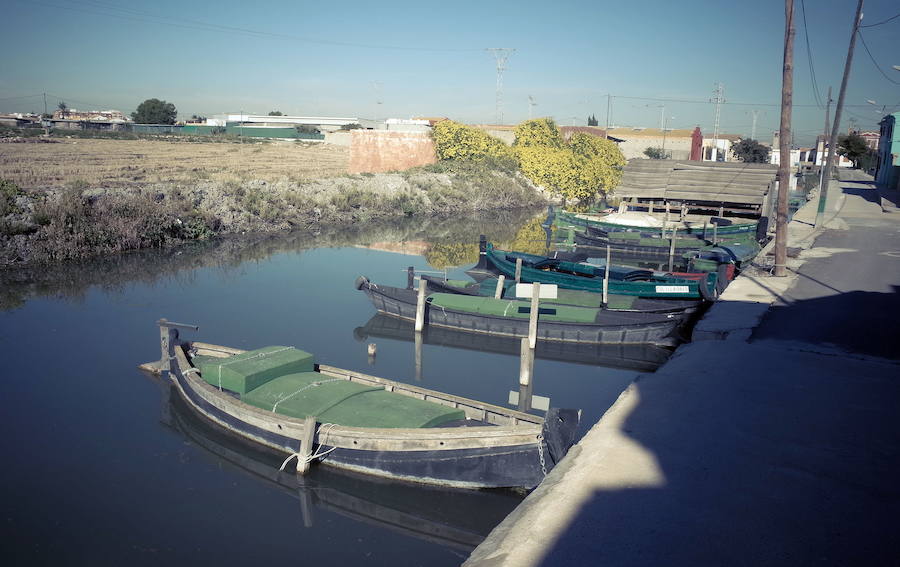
[279,422,340,472]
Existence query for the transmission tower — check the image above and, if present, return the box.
[750,109,761,140]
[486,48,515,124]
[528,95,537,119]
[710,82,726,160]
[372,81,383,123]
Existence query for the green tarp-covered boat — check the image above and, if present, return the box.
[141,320,581,489]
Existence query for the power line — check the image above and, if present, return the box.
[799,0,823,108]
[860,11,900,27]
[857,30,900,84]
[22,0,482,52]
[0,93,43,101]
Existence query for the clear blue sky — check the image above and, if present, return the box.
[2,0,898,145]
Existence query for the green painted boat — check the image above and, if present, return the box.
[476,239,719,301]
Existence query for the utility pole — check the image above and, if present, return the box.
[43,92,47,116]
[528,95,536,120]
[775,0,795,277]
[816,0,863,228]
[486,48,515,124]
[711,82,726,161]
[605,94,612,138]
[817,86,833,198]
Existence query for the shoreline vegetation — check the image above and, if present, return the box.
[0,133,549,267]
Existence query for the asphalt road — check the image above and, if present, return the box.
[753,171,900,359]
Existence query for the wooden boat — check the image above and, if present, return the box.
[552,208,762,239]
[573,226,761,265]
[355,277,690,347]
[417,271,702,313]
[163,386,521,552]
[354,313,672,372]
[476,238,720,301]
[140,320,581,490]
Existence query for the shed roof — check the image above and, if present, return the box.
[614,158,778,206]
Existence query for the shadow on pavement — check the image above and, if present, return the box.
[840,185,882,205]
[752,286,900,360]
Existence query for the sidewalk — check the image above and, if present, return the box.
[465,173,900,566]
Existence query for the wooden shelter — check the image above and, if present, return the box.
[614,159,779,219]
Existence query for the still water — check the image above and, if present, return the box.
[0,210,667,566]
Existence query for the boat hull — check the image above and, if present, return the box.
[151,339,579,490]
[358,280,685,346]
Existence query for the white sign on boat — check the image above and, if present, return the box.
[655,285,690,293]
[515,283,559,299]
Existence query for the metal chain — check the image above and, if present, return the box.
[537,434,547,476]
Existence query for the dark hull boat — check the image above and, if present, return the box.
[574,226,760,265]
[163,386,521,552]
[354,313,672,372]
[355,278,689,347]
[141,320,580,490]
[475,238,720,301]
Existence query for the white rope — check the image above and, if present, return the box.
[279,423,340,472]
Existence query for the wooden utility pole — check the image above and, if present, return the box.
[815,0,864,227]
[775,0,795,277]
[817,86,832,198]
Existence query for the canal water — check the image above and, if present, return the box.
[0,210,668,566]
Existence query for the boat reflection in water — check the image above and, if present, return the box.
[160,385,522,553]
[354,313,671,373]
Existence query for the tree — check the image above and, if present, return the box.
[268,110,283,116]
[837,133,872,169]
[57,101,68,118]
[514,119,625,202]
[588,114,598,126]
[644,147,667,159]
[131,98,177,124]
[730,138,770,163]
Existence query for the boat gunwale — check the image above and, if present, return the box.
[177,342,544,448]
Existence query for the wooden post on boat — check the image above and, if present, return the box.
[515,258,523,283]
[602,245,611,305]
[702,221,708,241]
[713,223,719,245]
[296,415,317,474]
[668,227,678,273]
[414,278,428,332]
[494,275,505,299]
[156,319,199,373]
[680,202,688,220]
[407,266,415,289]
[414,331,423,381]
[528,282,541,349]
[718,204,724,217]
[664,202,670,228]
[519,337,533,387]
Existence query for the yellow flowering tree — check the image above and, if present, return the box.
[513,119,625,202]
[431,120,513,161]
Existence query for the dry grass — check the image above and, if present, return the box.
[0,138,349,189]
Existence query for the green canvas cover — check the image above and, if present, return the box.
[198,346,314,394]
[428,294,599,323]
[242,372,466,428]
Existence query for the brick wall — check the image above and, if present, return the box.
[348,130,437,173]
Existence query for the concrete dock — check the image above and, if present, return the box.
[465,171,900,566]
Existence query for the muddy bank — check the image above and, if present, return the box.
[0,162,548,266]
